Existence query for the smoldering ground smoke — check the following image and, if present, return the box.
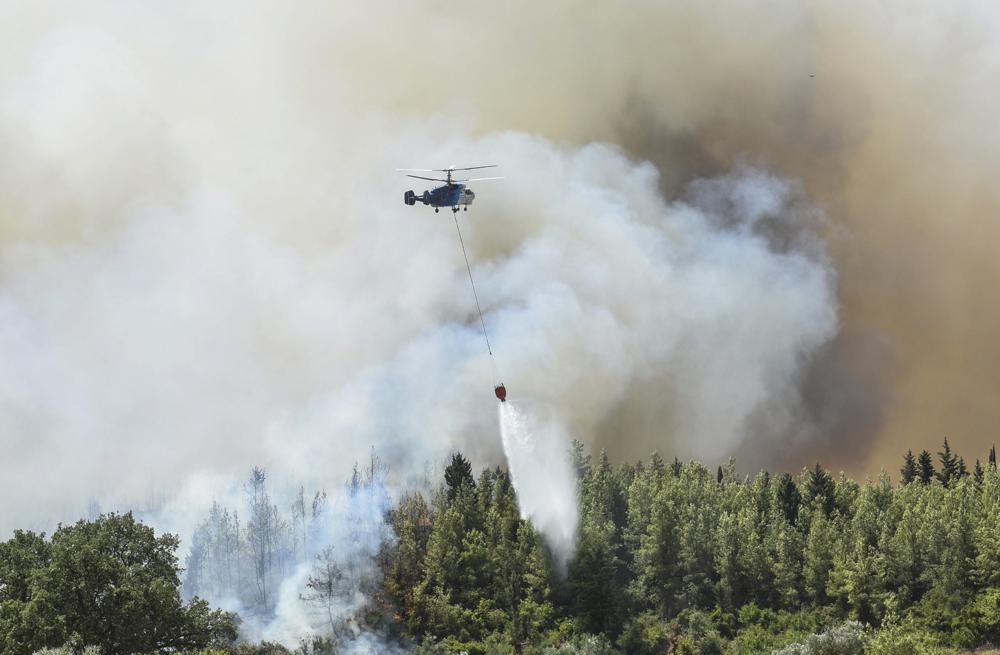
[2,0,998,630]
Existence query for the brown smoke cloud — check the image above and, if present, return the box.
[606,1,1000,474]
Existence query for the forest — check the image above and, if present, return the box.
[2,439,999,655]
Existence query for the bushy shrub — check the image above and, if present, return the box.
[727,605,836,655]
[954,587,1000,647]
[616,611,669,655]
[770,621,867,655]
[865,622,950,655]
[673,608,725,655]
[226,642,294,655]
[410,634,516,655]
[409,641,452,655]
[540,634,616,655]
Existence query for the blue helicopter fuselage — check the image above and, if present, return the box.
[405,184,476,210]
[428,184,474,207]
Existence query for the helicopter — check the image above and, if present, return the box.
[398,165,508,402]
[398,165,502,213]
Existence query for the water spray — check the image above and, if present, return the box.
[497,401,579,571]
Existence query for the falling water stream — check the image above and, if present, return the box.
[498,400,579,573]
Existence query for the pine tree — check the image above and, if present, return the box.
[806,464,835,516]
[887,495,926,606]
[774,524,805,609]
[918,450,935,485]
[777,473,801,525]
[974,459,985,486]
[312,490,328,518]
[935,480,977,598]
[384,493,431,615]
[900,450,918,485]
[958,456,969,478]
[246,467,282,613]
[937,438,958,488]
[717,465,724,483]
[633,475,682,616]
[989,444,997,468]
[444,452,474,502]
[507,522,555,645]
[671,457,682,477]
[584,451,617,525]
[302,546,347,637]
[803,509,835,605]
[569,518,625,637]
[570,439,592,480]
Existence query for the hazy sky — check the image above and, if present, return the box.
[2,1,999,534]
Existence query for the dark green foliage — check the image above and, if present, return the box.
[385,492,433,617]
[649,452,664,475]
[0,513,236,655]
[0,530,54,652]
[444,452,475,502]
[227,641,295,655]
[403,464,553,647]
[937,437,958,487]
[571,439,592,480]
[777,473,801,525]
[990,444,997,468]
[376,440,1000,653]
[974,458,985,485]
[900,450,918,485]
[616,611,669,655]
[918,450,935,484]
[805,464,835,515]
[569,520,624,636]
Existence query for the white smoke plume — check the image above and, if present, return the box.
[0,1,839,535]
[246,477,398,650]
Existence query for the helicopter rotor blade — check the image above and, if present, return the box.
[442,165,498,172]
[405,174,450,182]
[398,165,498,173]
[453,176,504,183]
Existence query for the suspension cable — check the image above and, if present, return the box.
[452,212,497,365]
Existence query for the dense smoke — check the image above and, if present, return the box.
[179,463,401,648]
[2,1,998,639]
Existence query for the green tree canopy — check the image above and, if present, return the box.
[937,438,959,488]
[0,513,236,655]
[444,452,475,502]
[918,450,936,485]
[900,450,918,485]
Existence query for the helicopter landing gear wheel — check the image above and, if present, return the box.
[434,207,439,213]
[463,206,468,211]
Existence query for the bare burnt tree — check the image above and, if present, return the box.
[301,545,349,637]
